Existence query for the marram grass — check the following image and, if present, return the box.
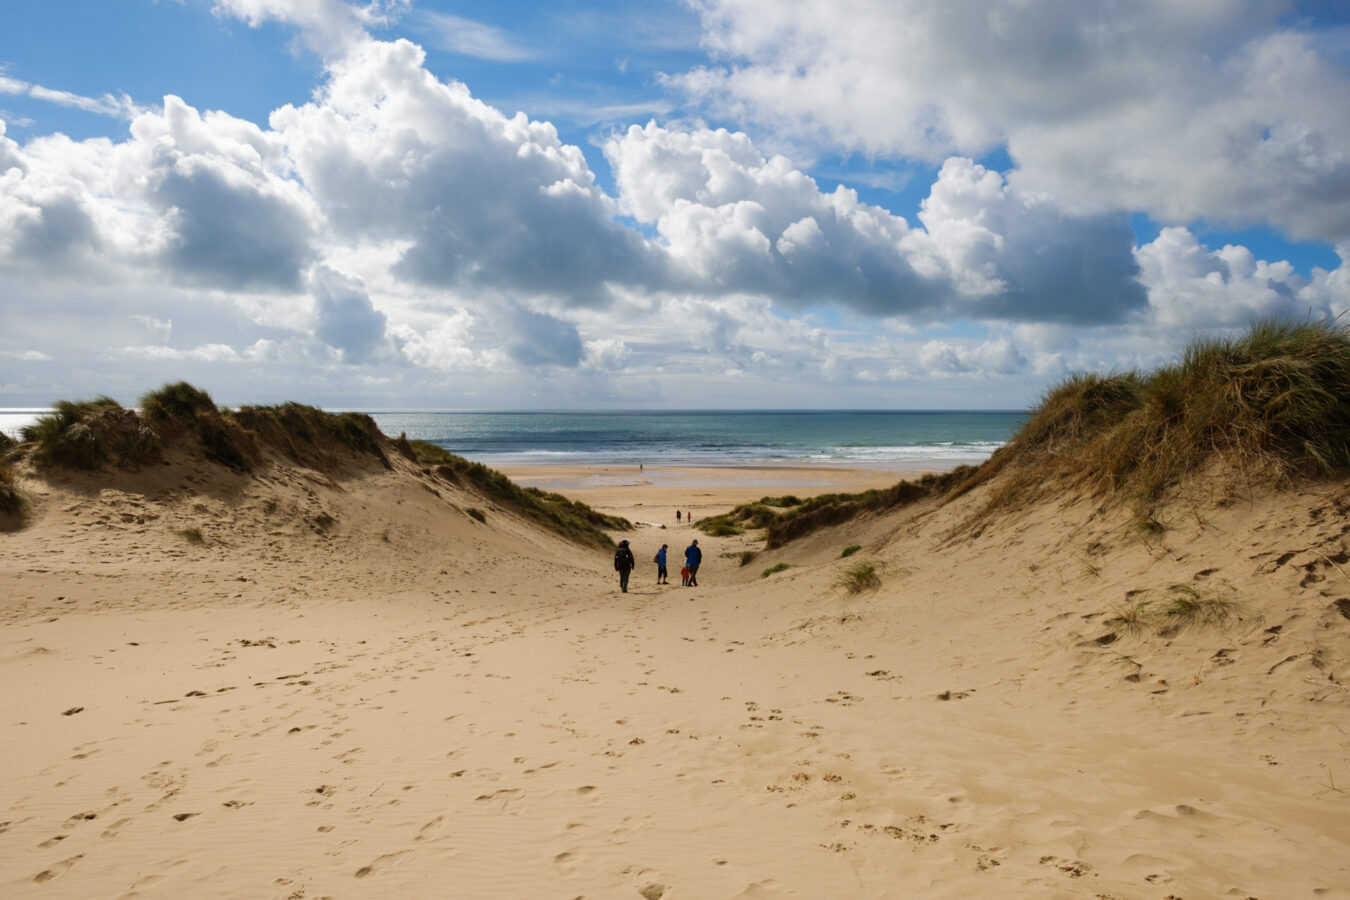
[698,467,975,548]
[836,560,883,594]
[955,318,1350,520]
[14,383,629,550]
[406,440,629,549]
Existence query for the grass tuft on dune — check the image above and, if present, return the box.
[231,403,389,471]
[0,432,23,519]
[140,382,257,471]
[21,397,161,470]
[836,559,882,593]
[0,463,21,520]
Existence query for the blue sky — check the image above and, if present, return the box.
[2,0,1349,410]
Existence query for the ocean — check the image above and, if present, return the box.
[1,408,1027,470]
[364,410,1026,470]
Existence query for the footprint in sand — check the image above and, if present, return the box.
[473,788,524,812]
[414,815,448,842]
[353,849,412,878]
[33,854,84,883]
[100,820,132,841]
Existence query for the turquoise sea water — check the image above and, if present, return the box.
[365,410,1027,470]
[2,408,1028,470]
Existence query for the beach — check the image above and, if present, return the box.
[3,445,1349,898]
[500,463,918,523]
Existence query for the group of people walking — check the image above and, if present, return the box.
[613,536,701,592]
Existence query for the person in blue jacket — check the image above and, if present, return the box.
[684,539,702,587]
[655,543,669,584]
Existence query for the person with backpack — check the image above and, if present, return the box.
[614,539,636,592]
[684,539,702,587]
[654,544,669,584]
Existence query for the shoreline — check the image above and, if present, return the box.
[498,461,945,491]
[497,462,934,519]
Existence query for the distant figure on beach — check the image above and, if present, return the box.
[676,510,681,523]
[655,544,669,584]
[684,539,701,587]
[614,539,635,593]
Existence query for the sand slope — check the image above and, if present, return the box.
[2,451,1349,898]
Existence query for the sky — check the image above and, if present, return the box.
[2,1,1349,411]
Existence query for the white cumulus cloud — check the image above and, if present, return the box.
[672,0,1350,244]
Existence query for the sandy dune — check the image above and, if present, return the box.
[2,450,1349,898]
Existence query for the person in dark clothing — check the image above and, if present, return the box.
[614,539,635,592]
[655,544,669,584]
[684,539,702,587]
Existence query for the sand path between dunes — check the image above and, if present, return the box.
[2,462,1349,898]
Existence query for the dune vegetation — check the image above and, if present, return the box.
[19,396,160,470]
[406,439,629,549]
[953,317,1350,526]
[836,559,883,594]
[0,458,20,520]
[17,383,397,476]
[698,469,976,548]
[0,429,20,519]
[12,383,628,549]
[690,318,1350,551]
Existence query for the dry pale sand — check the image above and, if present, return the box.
[2,450,1349,899]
